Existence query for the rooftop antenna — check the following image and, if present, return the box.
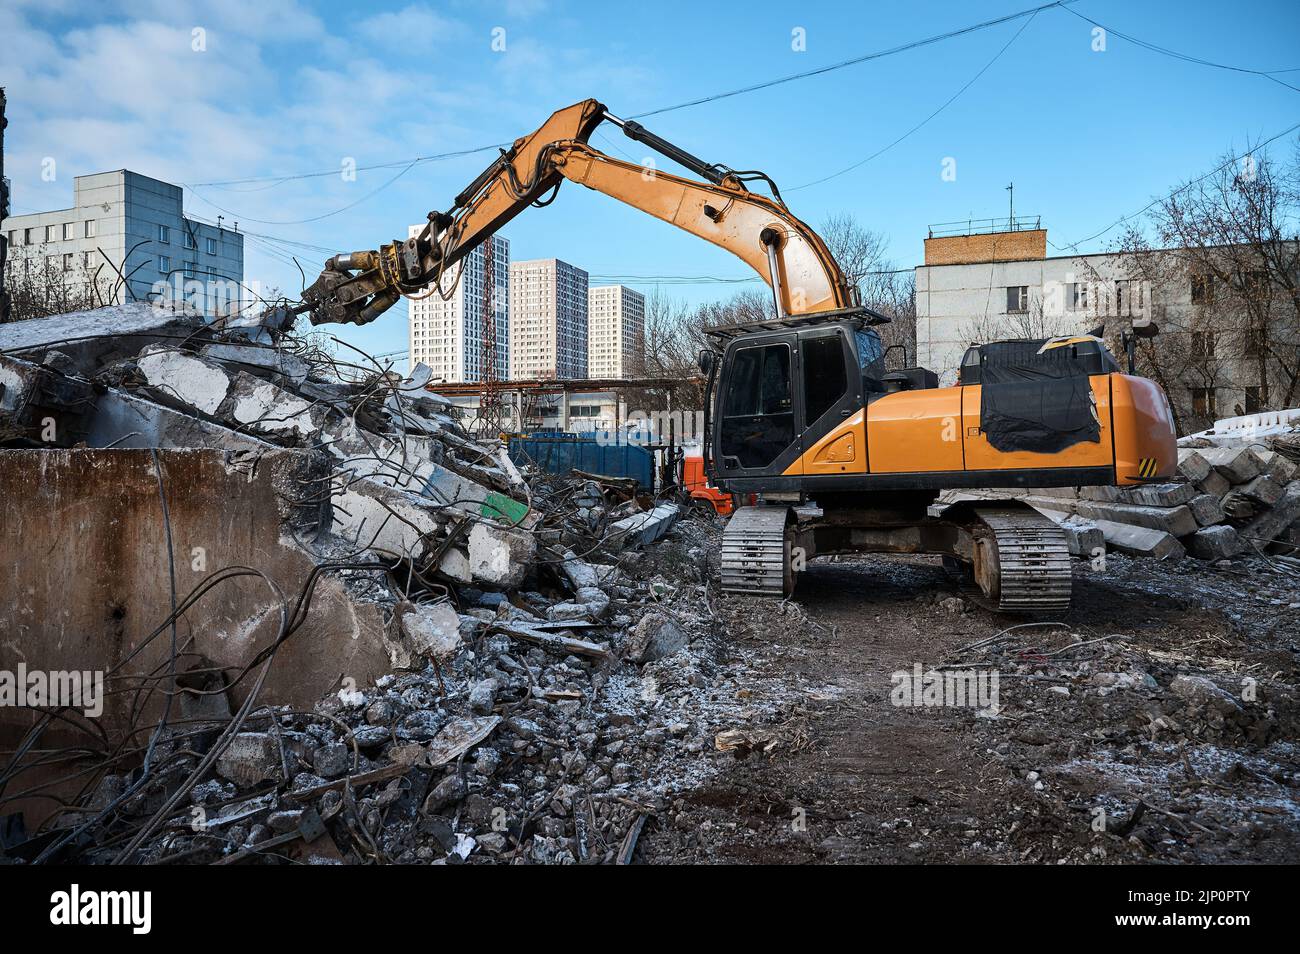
[1006,182,1014,231]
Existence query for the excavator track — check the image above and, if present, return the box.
[965,504,1073,615]
[720,506,792,597]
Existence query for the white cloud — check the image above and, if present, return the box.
[356,4,470,50]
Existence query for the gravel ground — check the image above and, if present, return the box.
[635,541,1300,865]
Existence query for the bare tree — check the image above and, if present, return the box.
[818,213,918,365]
[2,247,112,323]
[1103,140,1300,430]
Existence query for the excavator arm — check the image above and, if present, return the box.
[299,99,863,327]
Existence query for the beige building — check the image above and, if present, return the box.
[914,219,1300,432]
[588,284,645,379]
[509,258,588,380]
[408,229,509,382]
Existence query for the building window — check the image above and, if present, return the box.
[159,255,171,274]
[1244,386,1261,414]
[1190,274,1213,304]
[24,228,35,244]
[158,224,170,243]
[63,253,74,272]
[183,261,196,278]
[1243,327,1265,358]
[1191,387,1216,417]
[1191,331,1215,357]
[1242,269,1269,296]
[184,231,197,249]
[7,230,17,246]
[206,237,218,255]
[1006,286,1028,313]
[1067,282,1088,310]
[63,222,74,240]
[45,225,58,242]
[85,219,97,239]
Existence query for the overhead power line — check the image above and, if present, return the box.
[1050,118,1300,252]
[631,1,1072,118]
[789,7,1042,191]
[1062,7,1300,94]
[185,0,1076,191]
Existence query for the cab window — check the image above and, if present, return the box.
[802,334,847,425]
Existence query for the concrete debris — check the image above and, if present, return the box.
[610,504,682,548]
[398,602,464,662]
[0,302,720,866]
[623,613,691,664]
[940,430,1300,565]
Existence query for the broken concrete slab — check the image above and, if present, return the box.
[560,551,601,591]
[0,302,202,368]
[1259,449,1298,485]
[609,504,680,548]
[0,448,402,730]
[1025,495,1198,537]
[1177,449,1213,484]
[1199,445,1264,484]
[200,341,310,388]
[0,352,96,444]
[397,602,463,661]
[1079,481,1197,507]
[1236,474,1283,507]
[1058,517,1105,558]
[84,389,276,452]
[1239,480,1300,552]
[224,372,327,442]
[136,346,325,443]
[1187,493,1227,527]
[1086,517,1185,560]
[624,613,689,663]
[1185,524,1243,560]
[136,345,233,415]
[1032,508,1104,557]
[330,478,448,567]
[1198,470,1231,498]
[217,733,284,788]
[467,521,536,588]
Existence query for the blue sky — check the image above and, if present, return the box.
[3,0,1298,359]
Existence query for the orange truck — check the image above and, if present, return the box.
[682,451,736,515]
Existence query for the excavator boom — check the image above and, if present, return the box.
[300,99,860,327]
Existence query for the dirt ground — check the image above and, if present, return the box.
[636,540,1300,865]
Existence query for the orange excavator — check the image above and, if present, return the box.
[299,99,1177,613]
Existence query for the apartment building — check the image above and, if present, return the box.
[587,284,645,379]
[2,170,244,318]
[407,230,509,382]
[509,258,588,380]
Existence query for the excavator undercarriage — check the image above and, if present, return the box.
[720,499,1073,614]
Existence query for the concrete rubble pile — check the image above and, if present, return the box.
[0,302,773,866]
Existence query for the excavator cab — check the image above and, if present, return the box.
[711,317,867,479]
[705,315,940,486]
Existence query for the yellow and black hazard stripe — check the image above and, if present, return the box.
[1136,457,1160,478]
